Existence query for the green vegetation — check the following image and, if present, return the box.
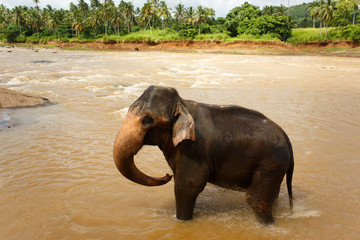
[0,0,359,45]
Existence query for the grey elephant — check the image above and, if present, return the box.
[113,86,294,224]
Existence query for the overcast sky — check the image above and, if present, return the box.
[1,0,312,17]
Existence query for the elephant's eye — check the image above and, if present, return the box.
[142,116,154,126]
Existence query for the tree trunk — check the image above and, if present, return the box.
[353,10,356,26]
[325,22,328,40]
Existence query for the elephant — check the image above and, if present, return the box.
[113,85,294,224]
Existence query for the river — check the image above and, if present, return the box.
[1,47,359,240]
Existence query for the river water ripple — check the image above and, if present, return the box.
[1,47,359,239]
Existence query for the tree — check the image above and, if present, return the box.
[33,0,40,7]
[194,6,214,34]
[141,1,155,34]
[13,6,23,36]
[157,1,171,33]
[225,3,262,37]
[102,0,116,36]
[119,1,135,32]
[174,4,185,23]
[25,8,42,34]
[88,7,102,36]
[319,0,336,38]
[309,1,321,28]
[112,7,123,35]
[185,6,195,25]
[351,0,360,25]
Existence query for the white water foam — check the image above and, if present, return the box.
[113,107,129,120]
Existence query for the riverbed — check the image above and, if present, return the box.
[1,47,359,239]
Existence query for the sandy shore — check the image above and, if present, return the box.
[0,88,50,108]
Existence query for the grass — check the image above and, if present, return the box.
[2,27,359,51]
[287,27,340,45]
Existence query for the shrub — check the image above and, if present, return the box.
[178,28,197,39]
[341,25,360,41]
[132,26,140,32]
[2,24,20,43]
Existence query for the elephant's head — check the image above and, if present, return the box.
[113,86,195,186]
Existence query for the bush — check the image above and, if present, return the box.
[210,24,227,34]
[2,24,20,43]
[178,28,197,39]
[132,26,140,32]
[237,15,291,41]
[341,25,360,41]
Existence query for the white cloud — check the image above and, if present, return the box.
[1,0,312,17]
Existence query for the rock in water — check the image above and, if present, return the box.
[0,88,50,108]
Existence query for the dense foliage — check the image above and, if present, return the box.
[0,0,359,43]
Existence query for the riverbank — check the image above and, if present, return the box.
[1,39,360,57]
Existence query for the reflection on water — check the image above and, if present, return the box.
[0,47,359,239]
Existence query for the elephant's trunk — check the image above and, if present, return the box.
[113,112,172,186]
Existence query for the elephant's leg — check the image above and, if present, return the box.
[174,158,208,220]
[245,162,284,224]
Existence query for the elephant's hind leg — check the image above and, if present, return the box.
[245,161,285,224]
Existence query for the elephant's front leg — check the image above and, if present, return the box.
[174,157,209,220]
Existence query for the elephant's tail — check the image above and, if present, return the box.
[286,135,294,213]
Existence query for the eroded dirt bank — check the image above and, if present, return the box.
[3,40,360,57]
[49,40,360,57]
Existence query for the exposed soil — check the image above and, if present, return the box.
[41,39,360,57]
[2,39,360,57]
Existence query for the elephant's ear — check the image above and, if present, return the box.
[172,102,195,147]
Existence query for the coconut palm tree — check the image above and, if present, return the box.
[88,7,102,36]
[173,3,185,23]
[309,1,320,28]
[157,1,171,34]
[194,6,214,35]
[103,0,116,36]
[119,1,135,32]
[25,8,41,34]
[319,0,335,39]
[353,0,360,25]
[141,1,155,34]
[33,0,40,7]
[90,0,101,10]
[185,6,195,25]
[13,6,23,36]
[112,7,123,34]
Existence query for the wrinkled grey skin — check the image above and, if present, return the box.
[113,86,294,224]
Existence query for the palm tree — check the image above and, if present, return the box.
[309,1,320,28]
[141,1,155,34]
[13,6,23,36]
[25,8,41,34]
[33,0,40,7]
[90,0,101,10]
[103,0,116,36]
[157,1,171,34]
[185,6,195,25]
[119,1,135,32]
[173,3,185,23]
[352,1,360,25]
[319,0,335,39]
[194,6,214,35]
[112,7,123,34]
[88,7,102,36]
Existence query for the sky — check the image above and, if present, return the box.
[1,0,312,17]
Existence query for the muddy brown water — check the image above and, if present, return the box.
[1,47,359,239]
